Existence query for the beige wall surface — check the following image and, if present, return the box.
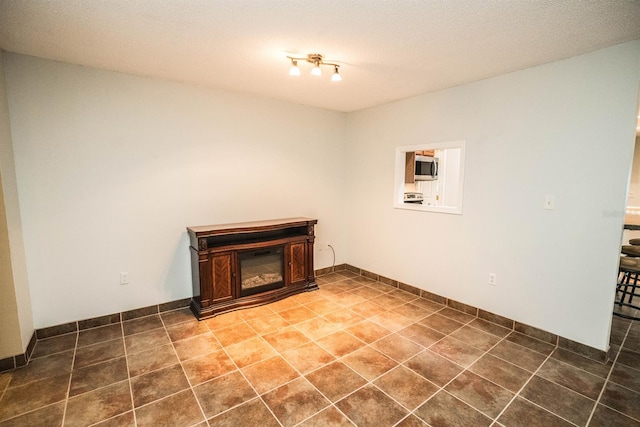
[345,41,640,351]
[3,53,347,328]
[0,49,32,358]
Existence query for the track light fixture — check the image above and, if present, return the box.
[287,54,342,81]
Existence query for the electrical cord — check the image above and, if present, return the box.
[328,244,335,268]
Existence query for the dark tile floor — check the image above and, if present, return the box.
[1,271,639,426]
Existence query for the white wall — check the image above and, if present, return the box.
[0,50,33,356]
[345,41,640,351]
[3,54,347,328]
[626,137,640,209]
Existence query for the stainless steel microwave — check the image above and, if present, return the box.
[415,155,439,181]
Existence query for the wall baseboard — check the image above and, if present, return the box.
[2,264,608,372]
[336,264,609,364]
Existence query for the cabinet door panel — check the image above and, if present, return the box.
[289,242,306,284]
[212,252,234,301]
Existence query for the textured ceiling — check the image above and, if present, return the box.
[1,0,639,112]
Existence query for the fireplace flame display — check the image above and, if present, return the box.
[242,273,283,289]
[239,247,285,297]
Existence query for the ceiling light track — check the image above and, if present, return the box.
[287,54,342,81]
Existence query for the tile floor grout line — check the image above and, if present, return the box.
[59,324,79,427]
[120,313,138,427]
[5,275,636,426]
[490,344,583,427]
[409,328,514,424]
[203,315,286,427]
[161,313,209,426]
[584,317,634,426]
[300,284,515,425]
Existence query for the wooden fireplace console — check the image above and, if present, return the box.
[187,217,318,319]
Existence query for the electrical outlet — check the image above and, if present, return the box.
[120,272,129,285]
[488,273,496,286]
[544,195,555,210]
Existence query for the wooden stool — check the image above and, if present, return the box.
[621,245,640,257]
[616,256,640,319]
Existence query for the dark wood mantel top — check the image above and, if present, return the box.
[187,217,317,237]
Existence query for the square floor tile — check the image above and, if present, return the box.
[123,328,170,355]
[203,311,245,331]
[74,338,124,369]
[468,354,532,393]
[77,324,123,348]
[350,301,388,318]
[389,303,431,322]
[181,349,236,385]
[64,380,132,427]
[122,316,163,336]
[519,375,595,426]
[550,347,612,379]
[371,333,423,363]
[0,373,70,421]
[449,325,501,351]
[247,313,290,335]
[335,384,408,427]
[419,313,464,335]
[429,336,484,367]
[242,355,299,394]
[262,378,330,427]
[130,363,189,407]
[536,358,605,400]
[346,320,391,343]
[159,307,194,326]
[316,331,366,358]
[134,389,203,427]
[467,318,511,338]
[304,298,343,316]
[7,351,73,387]
[497,396,574,427]
[609,362,640,394]
[506,332,556,355]
[278,305,317,325]
[589,403,640,427]
[489,340,547,372]
[294,317,341,341]
[374,366,439,410]
[297,406,355,427]
[598,380,640,421]
[305,362,367,402]
[31,334,77,359]
[207,397,280,427]
[405,350,463,386]
[165,320,209,342]
[438,307,476,324]
[193,371,256,418]
[225,336,277,368]
[0,401,65,427]
[342,346,397,381]
[414,391,492,427]
[323,309,366,328]
[397,323,445,348]
[213,322,257,347]
[369,310,414,332]
[69,357,128,397]
[281,341,335,374]
[173,332,221,361]
[445,371,514,418]
[127,343,178,377]
[263,327,311,352]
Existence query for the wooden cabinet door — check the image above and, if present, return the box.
[211,252,234,302]
[288,242,306,285]
[405,152,415,184]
